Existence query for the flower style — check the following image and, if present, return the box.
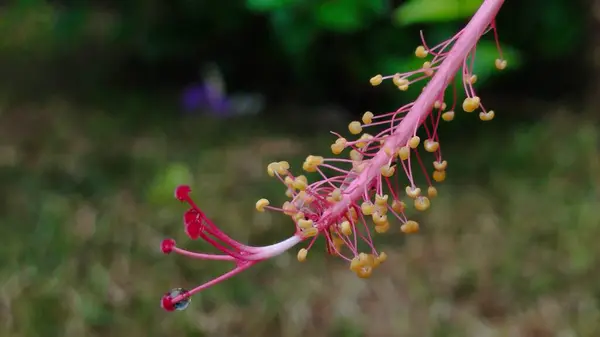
[160,0,506,312]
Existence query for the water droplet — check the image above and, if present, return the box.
[169,288,191,311]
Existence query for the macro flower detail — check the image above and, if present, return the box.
[161,0,506,312]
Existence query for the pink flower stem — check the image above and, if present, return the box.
[316,0,505,230]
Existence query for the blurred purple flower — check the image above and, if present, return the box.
[181,83,231,117]
[181,63,265,118]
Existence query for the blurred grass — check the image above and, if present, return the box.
[0,99,599,337]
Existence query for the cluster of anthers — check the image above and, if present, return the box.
[160,0,506,312]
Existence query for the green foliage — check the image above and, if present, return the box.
[394,0,483,25]
[247,0,298,11]
[0,2,58,53]
[250,0,390,79]
[147,163,194,205]
[247,0,387,33]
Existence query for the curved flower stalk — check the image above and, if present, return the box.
[160,0,506,312]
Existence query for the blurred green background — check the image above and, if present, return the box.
[1,0,599,336]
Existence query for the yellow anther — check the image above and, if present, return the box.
[293,211,305,221]
[302,155,323,172]
[414,196,431,211]
[369,253,380,268]
[479,110,495,121]
[298,218,314,229]
[442,110,455,121]
[383,146,393,156]
[267,162,280,177]
[285,188,294,198]
[375,194,389,206]
[372,212,387,226]
[370,74,383,86]
[332,137,347,154]
[433,160,448,171]
[302,227,318,238]
[398,84,409,91]
[277,161,290,175]
[391,199,405,213]
[495,58,507,70]
[350,256,362,272]
[356,136,368,149]
[297,191,315,204]
[462,96,480,113]
[356,266,373,279]
[302,162,315,172]
[468,74,478,84]
[297,248,308,262]
[362,111,374,124]
[393,73,409,87]
[405,186,421,198]
[351,257,374,276]
[398,146,410,160]
[309,155,323,165]
[329,188,342,202]
[408,136,420,149]
[335,137,347,145]
[415,45,428,58]
[424,139,439,153]
[359,252,374,267]
[377,252,387,263]
[375,203,388,215]
[348,121,362,135]
[401,220,420,234]
[282,201,297,215]
[350,149,362,161]
[340,221,352,236]
[293,176,308,191]
[356,133,373,148]
[331,142,344,155]
[301,162,315,172]
[284,176,294,187]
[427,186,438,198]
[432,101,448,111]
[422,61,434,76]
[380,164,395,177]
[374,222,390,233]
[433,170,446,182]
[361,201,375,215]
[255,198,270,212]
